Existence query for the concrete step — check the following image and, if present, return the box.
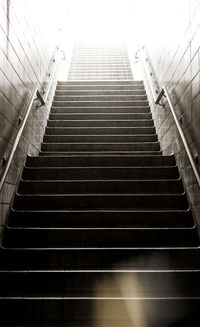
[68,67,132,71]
[72,54,129,57]
[3,227,198,248]
[18,179,183,195]
[55,90,146,96]
[69,65,131,68]
[8,209,194,228]
[25,154,176,167]
[50,106,151,113]
[22,166,178,180]
[39,151,162,156]
[57,81,143,85]
[56,84,145,91]
[68,73,133,77]
[0,248,200,269]
[69,65,132,69]
[70,60,130,64]
[45,126,155,135]
[70,59,130,63]
[69,66,132,69]
[0,270,199,297]
[47,120,154,127]
[13,194,189,211]
[53,95,147,101]
[69,61,131,64]
[43,135,158,143]
[0,298,199,326]
[67,79,134,81]
[52,100,149,107]
[72,51,128,54]
[68,69,133,74]
[70,56,131,59]
[67,77,133,80]
[48,113,152,120]
[41,142,160,152]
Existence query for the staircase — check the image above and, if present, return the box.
[0,43,200,326]
[68,42,133,80]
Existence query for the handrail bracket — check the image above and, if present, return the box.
[155,89,166,107]
[35,90,45,108]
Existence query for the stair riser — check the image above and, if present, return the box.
[69,72,132,76]
[40,151,162,156]
[47,121,154,127]
[48,113,152,120]
[69,65,131,68]
[70,60,130,63]
[69,62,131,65]
[71,58,129,61]
[49,112,152,119]
[69,66,131,69]
[72,55,129,57]
[18,180,183,195]
[68,67,132,70]
[55,90,146,96]
[3,228,197,248]
[69,61,131,63]
[41,143,160,152]
[72,54,129,56]
[13,194,189,210]
[51,107,150,113]
[43,135,158,143]
[45,127,155,135]
[0,271,199,297]
[68,75,132,78]
[26,155,175,167]
[53,95,147,101]
[68,71,132,74]
[22,167,179,180]
[68,77,133,80]
[57,81,143,85]
[0,249,200,269]
[0,299,199,325]
[56,85,145,91]
[52,101,149,107]
[8,210,194,228]
[69,66,132,68]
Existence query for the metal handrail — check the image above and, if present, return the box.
[0,88,38,191]
[140,47,200,188]
[163,86,200,188]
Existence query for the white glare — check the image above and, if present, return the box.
[31,0,190,49]
[58,0,134,43]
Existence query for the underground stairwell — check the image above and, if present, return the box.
[0,43,200,326]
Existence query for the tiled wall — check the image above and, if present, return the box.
[0,0,60,232]
[141,0,200,225]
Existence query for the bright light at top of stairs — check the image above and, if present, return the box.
[33,0,189,45]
